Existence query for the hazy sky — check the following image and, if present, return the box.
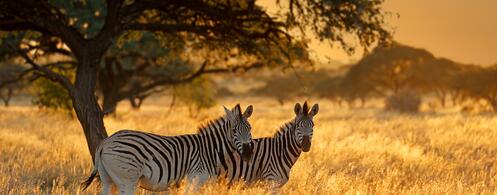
[383,0,497,65]
[279,0,497,66]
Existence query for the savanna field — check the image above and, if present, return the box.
[1,97,497,194]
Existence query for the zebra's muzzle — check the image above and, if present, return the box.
[241,143,252,162]
[302,135,311,152]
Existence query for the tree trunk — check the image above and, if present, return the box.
[439,96,446,107]
[99,56,122,116]
[337,99,343,107]
[1,97,8,107]
[489,98,497,113]
[6,88,12,106]
[360,97,366,108]
[72,54,108,160]
[436,90,446,107]
[102,90,119,116]
[129,97,144,110]
[449,91,459,106]
[1,88,13,107]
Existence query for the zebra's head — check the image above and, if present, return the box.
[224,104,254,162]
[293,102,319,152]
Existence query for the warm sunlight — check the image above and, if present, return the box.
[1,0,496,194]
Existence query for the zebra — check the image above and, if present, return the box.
[218,102,318,188]
[81,104,254,194]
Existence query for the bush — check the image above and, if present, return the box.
[384,89,422,113]
[173,76,217,118]
[31,69,74,116]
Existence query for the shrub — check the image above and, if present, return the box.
[384,89,422,113]
[173,76,217,118]
[31,69,74,116]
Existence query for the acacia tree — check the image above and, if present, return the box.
[454,66,497,112]
[0,0,391,159]
[97,31,309,115]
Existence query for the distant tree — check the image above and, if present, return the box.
[0,34,30,107]
[341,43,474,107]
[0,0,391,158]
[340,65,377,107]
[370,59,412,95]
[250,69,330,105]
[172,76,217,118]
[454,66,497,112]
[384,88,421,113]
[250,73,306,105]
[0,63,25,106]
[342,43,433,97]
[313,75,344,104]
[447,65,483,106]
[409,58,477,107]
[216,87,235,98]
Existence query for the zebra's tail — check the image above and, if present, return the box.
[81,167,98,190]
[81,145,103,191]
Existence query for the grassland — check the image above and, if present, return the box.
[1,97,497,194]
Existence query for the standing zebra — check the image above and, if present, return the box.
[218,102,318,188]
[81,104,254,194]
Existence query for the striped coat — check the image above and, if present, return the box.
[82,104,254,194]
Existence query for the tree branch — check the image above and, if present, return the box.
[128,60,263,99]
[9,45,75,93]
[0,19,52,34]
[1,0,85,56]
[0,67,34,89]
[203,62,264,74]
[92,0,124,53]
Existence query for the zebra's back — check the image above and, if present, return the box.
[99,130,204,191]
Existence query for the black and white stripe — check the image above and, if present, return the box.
[218,102,319,188]
[82,104,254,194]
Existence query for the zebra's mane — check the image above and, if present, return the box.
[272,120,295,138]
[197,116,228,136]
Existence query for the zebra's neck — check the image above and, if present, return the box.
[197,117,238,175]
[274,120,302,166]
[198,116,226,136]
[199,116,237,150]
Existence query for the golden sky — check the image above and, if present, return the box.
[262,0,497,66]
[382,0,497,66]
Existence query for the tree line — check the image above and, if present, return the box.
[252,43,497,112]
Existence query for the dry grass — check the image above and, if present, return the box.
[1,97,497,194]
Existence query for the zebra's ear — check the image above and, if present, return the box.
[294,103,302,115]
[224,106,235,122]
[309,104,319,117]
[231,104,243,118]
[243,105,253,118]
[302,101,309,115]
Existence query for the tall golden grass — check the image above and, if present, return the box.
[1,97,497,194]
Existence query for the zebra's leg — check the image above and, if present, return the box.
[101,183,117,195]
[186,171,210,193]
[98,154,114,195]
[270,179,287,194]
[99,172,113,195]
[100,154,142,195]
[116,183,138,195]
